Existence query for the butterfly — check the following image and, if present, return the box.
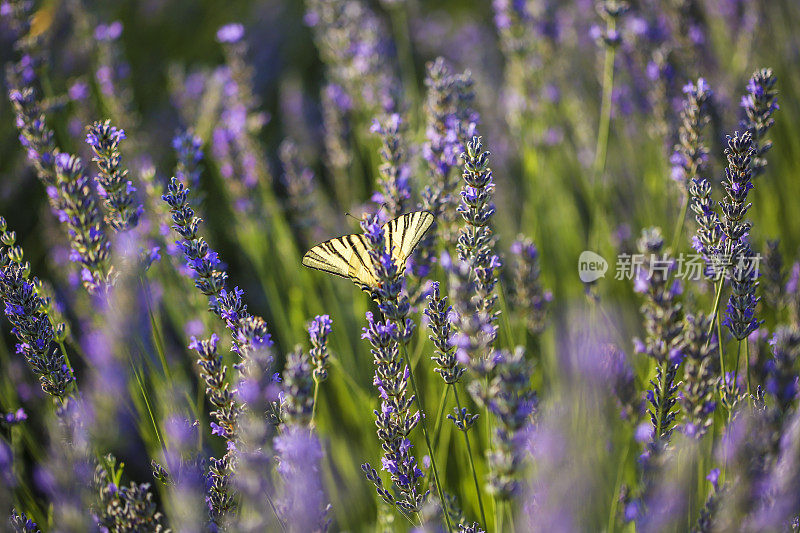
[302,211,434,291]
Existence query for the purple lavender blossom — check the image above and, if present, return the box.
[740,68,778,178]
[281,348,315,427]
[0,224,74,398]
[209,65,269,213]
[670,78,712,190]
[274,427,331,532]
[419,59,478,242]
[457,136,501,344]
[508,237,552,335]
[305,0,399,113]
[162,177,255,353]
[8,88,57,196]
[470,347,536,499]
[9,509,40,532]
[680,314,718,438]
[53,153,113,295]
[173,130,204,190]
[279,139,319,241]
[308,314,332,382]
[600,344,638,420]
[765,328,800,413]
[85,120,142,231]
[2,407,27,426]
[747,407,800,530]
[361,311,425,513]
[94,21,123,41]
[718,132,762,340]
[216,23,244,44]
[189,333,238,524]
[632,228,683,453]
[689,177,722,276]
[93,455,167,530]
[370,113,412,219]
[426,281,463,384]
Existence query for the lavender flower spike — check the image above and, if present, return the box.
[173,129,204,190]
[162,177,251,353]
[86,120,143,231]
[0,218,73,399]
[633,228,684,444]
[671,78,712,191]
[54,153,113,295]
[371,113,411,219]
[740,68,778,178]
[9,509,40,532]
[308,314,332,383]
[765,327,800,415]
[277,343,332,531]
[458,136,501,337]
[689,177,723,277]
[469,347,536,499]
[274,427,332,532]
[280,139,319,240]
[509,237,552,335]
[426,281,464,385]
[0,257,73,400]
[719,132,761,340]
[8,88,57,196]
[361,311,426,514]
[282,348,315,427]
[93,455,167,531]
[680,314,718,439]
[188,334,237,525]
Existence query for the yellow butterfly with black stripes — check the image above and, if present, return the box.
[302,211,434,291]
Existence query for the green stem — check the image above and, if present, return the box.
[311,378,320,428]
[746,339,752,401]
[266,491,288,533]
[733,340,742,395]
[671,194,689,253]
[128,356,165,452]
[453,385,487,529]
[607,439,631,533]
[57,341,73,373]
[496,280,516,349]
[402,343,452,533]
[140,276,172,383]
[505,500,516,533]
[495,496,503,533]
[592,22,617,183]
[708,280,725,377]
[388,6,420,128]
[716,313,726,381]
[432,385,451,449]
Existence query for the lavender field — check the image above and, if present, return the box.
[1,0,799,531]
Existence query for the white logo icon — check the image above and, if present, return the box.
[578,251,608,282]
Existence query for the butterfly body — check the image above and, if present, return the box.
[302,211,434,292]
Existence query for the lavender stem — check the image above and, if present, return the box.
[707,279,726,377]
[453,385,487,528]
[592,16,617,182]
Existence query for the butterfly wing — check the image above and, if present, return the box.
[302,234,376,288]
[382,211,435,269]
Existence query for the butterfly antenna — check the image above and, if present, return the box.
[344,212,360,222]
